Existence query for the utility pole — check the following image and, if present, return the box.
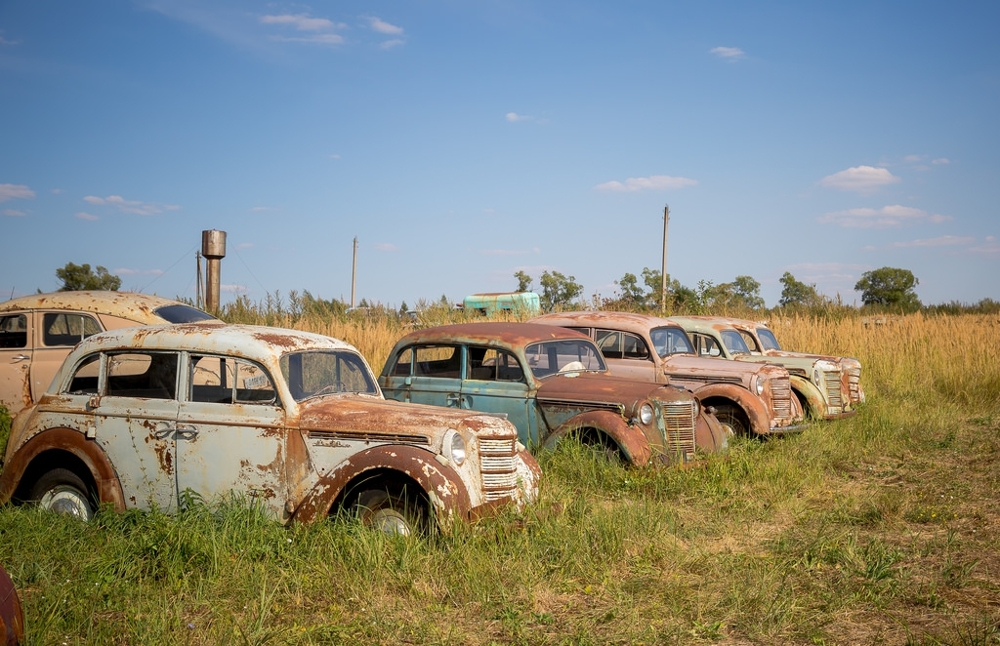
[660,205,669,314]
[350,237,358,308]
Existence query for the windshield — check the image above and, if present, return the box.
[720,329,751,355]
[154,304,217,323]
[279,350,378,401]
[524,339,606,379]
[756,328,781,351]
[650,326,694,357]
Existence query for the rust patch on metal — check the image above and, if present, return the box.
[0,563,24,646]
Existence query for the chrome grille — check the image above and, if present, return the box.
[478,437,518,502]
[823,370,843,409]
[770,377,793,420]
[659,399,696,461]
[848,367,862,403]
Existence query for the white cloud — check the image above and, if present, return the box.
[818,204,950,229]
[379,39,404,49]
[932,158,950,165]
[3,209,27,217]
[889,235,975,248]
[0,31,19,46]
[967,236,1000,255]
[366,17,403,35]
[820,165,900,192]
[51,188,64,194]
[710,46,745,61]
[0,184,34,202]
[903,154,923,163]
[75,212,99,221]
[375,243,399,252]
[328,154,341,159]
[506,112,534,122]
[260,13,345,44]
[83,194,180,216]
[260,14,336,31]
[595,174,697,192]
[237,242,254,250]
[220,284,248,294]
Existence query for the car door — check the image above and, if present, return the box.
[383,344,466,409]
[32,311,103,404]
[174,354,286,516]
[92,350,181,512]
[0,313,32,413]
[594,329,658,382]
[461,345,541,446]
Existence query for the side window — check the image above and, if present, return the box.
[42,312,101,347]
[595,330,623,359]
[390,347,414,376]
[190,355,276,405]
[66,354,101,395]
[738,330,761,353]
[413,346,462,378]
[106,352,178,400]
[0,314,28,349]
[467,346,525,383]
[621,332,651,360]
[692,334,723,357]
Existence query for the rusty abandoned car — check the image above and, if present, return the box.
[0,291,217,417]
[378,322,728,466]
[669,316,863,420]
[0,324,540,535]
[531,311,806,437]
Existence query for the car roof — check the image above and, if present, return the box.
[0,290,216,324]
[668,315,767,332]
[533,310,683,332]
[70,323,357,360]
[394,322,592,349]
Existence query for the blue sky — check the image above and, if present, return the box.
[2,1,998,309]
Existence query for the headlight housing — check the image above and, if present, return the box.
[443,429,466,466]
[754,376,766,396]
[812,360,838,387]
[639,403,654,425]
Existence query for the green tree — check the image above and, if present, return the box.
[854,267,921,310]
[55,262,122,291]
[614,272,645,306]
[539,270,583,311]
[779,272,823,308]
[514,271,533,292]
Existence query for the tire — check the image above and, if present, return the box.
[29,468,96,521]
[355,489,425,536]
[713,405,750,437]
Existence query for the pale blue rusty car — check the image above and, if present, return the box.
[0,324,540,534]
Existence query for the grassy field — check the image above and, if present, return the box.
[1,311,999,644]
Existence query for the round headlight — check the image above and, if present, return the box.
[444,429,466,466]
[639,403,654,425]
[692,398,700,418]
[755,377,765,396]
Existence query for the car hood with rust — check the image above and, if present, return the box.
[294,394,514,438]
[661,352,780,380]
[533,371,691,405]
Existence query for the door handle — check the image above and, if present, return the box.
[446,393,461,407]
[175,425,199,440]
[11,354,29,363]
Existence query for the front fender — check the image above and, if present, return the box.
[292,444,472,525]
[789,375,827,419]
[0,427,125,511]
[690,383,772,436]
[696,410,728,454]
[544,410,653,466]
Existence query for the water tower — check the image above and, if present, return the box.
[202,229,226,312]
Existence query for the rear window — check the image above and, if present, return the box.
[153,304,217,323]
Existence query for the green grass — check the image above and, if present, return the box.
[2,312,1000,644]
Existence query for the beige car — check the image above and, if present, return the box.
[0,291,216,416]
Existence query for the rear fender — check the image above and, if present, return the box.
[292,444,471,525]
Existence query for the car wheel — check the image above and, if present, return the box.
[29,468,96,521]
[713,405,749,437]
[355,489,425,536]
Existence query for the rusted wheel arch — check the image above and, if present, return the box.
[543,410,653,466]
